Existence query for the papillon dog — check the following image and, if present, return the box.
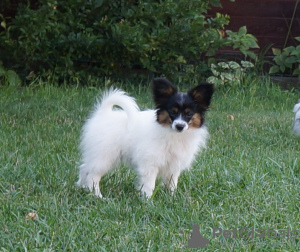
[293,99,300,136]
[77,78,214,198]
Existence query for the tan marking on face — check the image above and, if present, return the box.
[172,107,179,113]
[157,110,172,127]
[188,113,202,128]
[184,108,191,114]
[160,87,176,97]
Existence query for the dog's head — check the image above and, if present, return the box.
[152,78,214,132]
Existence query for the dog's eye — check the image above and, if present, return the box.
[169,110,177,117]
[186,112,194,118]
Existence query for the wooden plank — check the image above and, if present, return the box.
[220,17,297,38]
[208,0,300,18]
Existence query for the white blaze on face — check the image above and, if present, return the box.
[172,115,188,132]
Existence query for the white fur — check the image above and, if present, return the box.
[77,89,209,198]
[293,99,300,136]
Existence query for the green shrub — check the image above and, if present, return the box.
[269,37,300,78]
[0,0,258,84]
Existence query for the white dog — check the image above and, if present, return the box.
[293,99,300,136]
[77,78,214,198]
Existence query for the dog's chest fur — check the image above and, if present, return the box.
[121,110,208,173]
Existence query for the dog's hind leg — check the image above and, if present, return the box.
[77,164,105,198]
[86,173,102,197]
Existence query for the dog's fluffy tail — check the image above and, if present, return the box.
[95,88,139,120]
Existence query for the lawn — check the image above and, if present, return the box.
[0,78,299,251]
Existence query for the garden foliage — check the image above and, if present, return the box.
[269,37,300,78]
[207,60,254,86]
[0,0,258,83]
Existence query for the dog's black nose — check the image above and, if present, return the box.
[176,124,185,132]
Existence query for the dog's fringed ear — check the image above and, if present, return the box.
[188,83,214,110]
[152,78,178,106]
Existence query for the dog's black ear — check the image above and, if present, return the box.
[188,82,214,110]
[152,78,178,106]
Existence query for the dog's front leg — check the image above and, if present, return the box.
[138,167,158,198]
[164,170,181,195]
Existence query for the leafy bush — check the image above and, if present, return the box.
[269,37,300,78]
[0,60,22,86]
[225,26,258,59]
[207,60,255,86]
[0,0,258,84]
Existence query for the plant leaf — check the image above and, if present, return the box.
[238,26,247,36]
[284,46,295,54]
[246,51,257,59]
[209,0,222,7]
[272,48,281,56]
[269,65,279,74]
[7,70,22,86]
[285,56,297,64]
[1,20,6,29]
[94,0,104,8]
[0,63,5,76]
[293,67,300,75]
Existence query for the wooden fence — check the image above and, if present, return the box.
[208,0,300,55]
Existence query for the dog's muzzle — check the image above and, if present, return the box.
[172,120,188,132]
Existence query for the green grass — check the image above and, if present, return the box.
[1,79,300,251]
